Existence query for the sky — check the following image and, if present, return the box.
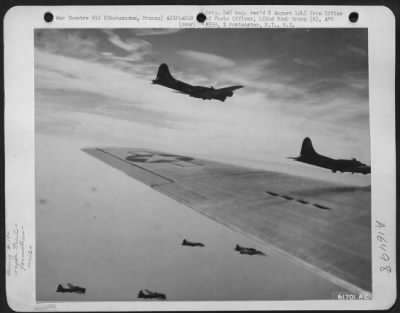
[34,28,370,181]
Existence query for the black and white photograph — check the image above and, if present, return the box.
[34,27,372,301]
[4,5,397,311]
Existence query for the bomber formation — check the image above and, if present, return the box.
[70,62,371,301]
[56,240,265,300]
[152,63,371,175]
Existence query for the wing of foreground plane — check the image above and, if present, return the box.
[83,148,371,294]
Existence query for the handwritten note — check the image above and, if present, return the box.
[6,224,32,276]
[375,220,392,274]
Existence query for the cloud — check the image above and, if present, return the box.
[292,57,319,69]
[100,51,144,63]
[341,45,368,58]
[133,28,181,36]
[211,59,274,88]
[176,50,236,68]
[35,29,154,67]
[36,87,180,129]
[103,29,152,53]
[35,49,161,109]
[35,29,99,60]
[99,29,153,65]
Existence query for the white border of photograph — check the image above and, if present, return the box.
[4,5,396,311]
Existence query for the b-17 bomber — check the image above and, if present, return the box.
[182,239,205,247]
[56,283,86,294]
[289,137,371,174]
[152,63,243,102]
[235,244,266,256]
[137,289,167,300]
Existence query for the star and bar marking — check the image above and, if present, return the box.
[126,152,202,167]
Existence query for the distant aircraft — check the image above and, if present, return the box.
[289,137,371,175]
[182,239,205,247]
[152,63,243,102]
[235,244,266,256]
[137,289,166,300]
[56,283,86,294]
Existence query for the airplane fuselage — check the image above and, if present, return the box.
[153,79,237,101]
[235,245,266,256]
[182,240,205,247]
[295,154,371,174]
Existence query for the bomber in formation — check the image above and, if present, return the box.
[289,137,371,174]
[182,239,205,247]
[137,289,167,300]
[235,244,266,256]
[56,283,86,294]
[152,63,243,102]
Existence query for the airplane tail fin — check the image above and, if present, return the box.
[153,63,175,83]
[300,137,318,158]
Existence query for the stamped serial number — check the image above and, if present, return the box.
[333,292,371,300]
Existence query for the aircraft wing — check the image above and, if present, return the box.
[82,148,371,294]
[171,90,187,94]
[216,85,244,92]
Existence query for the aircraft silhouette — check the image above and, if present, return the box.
[152,63,243,101]
[235,244,266,256]
[182,239,205,247]
[137,289,166,300]
[289,137,371,174]
[56,283,86,294]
